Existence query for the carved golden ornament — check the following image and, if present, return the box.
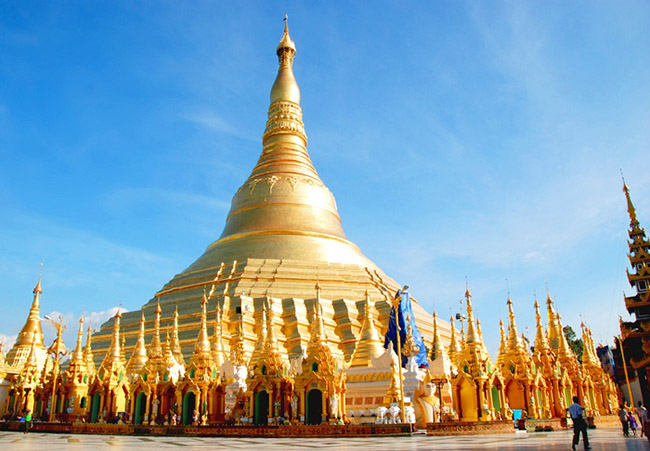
[401,316,420,358]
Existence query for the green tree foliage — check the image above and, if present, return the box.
[563,325,584,363]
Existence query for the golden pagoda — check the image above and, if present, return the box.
[5,276,48,372]
[1,18,623,429]
[91,17,438,372]
[451,287,505,421]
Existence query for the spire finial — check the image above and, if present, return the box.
[621,172,639,226]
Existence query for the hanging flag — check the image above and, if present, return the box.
[383,290,429,368]
[597,345,616,377]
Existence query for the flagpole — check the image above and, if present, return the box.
[392,288,407,424]
[617,335,634,408]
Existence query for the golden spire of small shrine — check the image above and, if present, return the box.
[476,318,490,356]
[127,310,148,374]
[97,309,126,377]
[83,323,95,375]
[533,297,550,353]
[623,180,639,227]
[464,286,478,344]
[402,313,420,358]
[496,318,507,366]
[556,312,577,368]
[251,305,267,366]
[429,311,446,361]
[448,315,461,367]
[194,290,212,354]
[109,309,123,359]
[120,325,126,361]
[310,282,328,347]
[211,301,226,368]
[506,297,523,352]
[350,289,384,367]
[263,297,284,372]
[230,313,246,366]
[71,316,85,364]
[546,293,562,349]
[150,299,163,359]
[7,273,46,367]
[170,304,185,365]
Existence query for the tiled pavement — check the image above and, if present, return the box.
[1,428,648,450]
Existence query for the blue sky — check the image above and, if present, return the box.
[0,1,649,358]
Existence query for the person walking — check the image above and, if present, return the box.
[568,397,591,450]
[636,401,647,437]
[629,412,639,437]
[619,404,630,437]
[23,409,32,434]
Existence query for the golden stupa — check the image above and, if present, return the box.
[92,19,441,366]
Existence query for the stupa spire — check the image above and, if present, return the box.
[429,311,446,361]
[556,312,578,369]
[448,316,460,367]
[109,310,123,359]
[464,286,478,344]
[311,296,328,345]
[271,14,299,105]
[546,293,562,349]
[127,310,148,374]
[262,297,284,372]
[506,297,523,351]
[350,289,384,367]
[83,324,95,375]
[211,301,226,368]
[623,180,639,228]
[251,305,267,366]
[7,273,46,367]
[496,319,507,366]
[476,318,489,355]
[71,316,85,364]
[170,304,185,365]
[533,297,550,353]
[150,299,163,359]
[194,290,212,354]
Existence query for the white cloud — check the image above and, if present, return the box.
[179,109,256,142]
[0,334,17,352]
[104,187,229,213]
[40,308,128,352]
[83,307,128,332]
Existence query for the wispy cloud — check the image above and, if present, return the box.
[0,334,17,351]
[104,186,230,213]
[40,307,127,349]
[179,109,257,142]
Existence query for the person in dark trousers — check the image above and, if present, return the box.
[568,397,591,450]
[619,404,630,437]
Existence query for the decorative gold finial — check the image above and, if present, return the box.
[270,15,300,104]
[622,173,639,226]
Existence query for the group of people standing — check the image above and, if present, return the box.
[568,398,649,450]
[618,401,647,438]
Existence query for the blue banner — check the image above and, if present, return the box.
[383,290,429,368]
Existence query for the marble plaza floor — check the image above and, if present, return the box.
[0,427,648,450]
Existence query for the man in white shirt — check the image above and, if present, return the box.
[568,396,591,450]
